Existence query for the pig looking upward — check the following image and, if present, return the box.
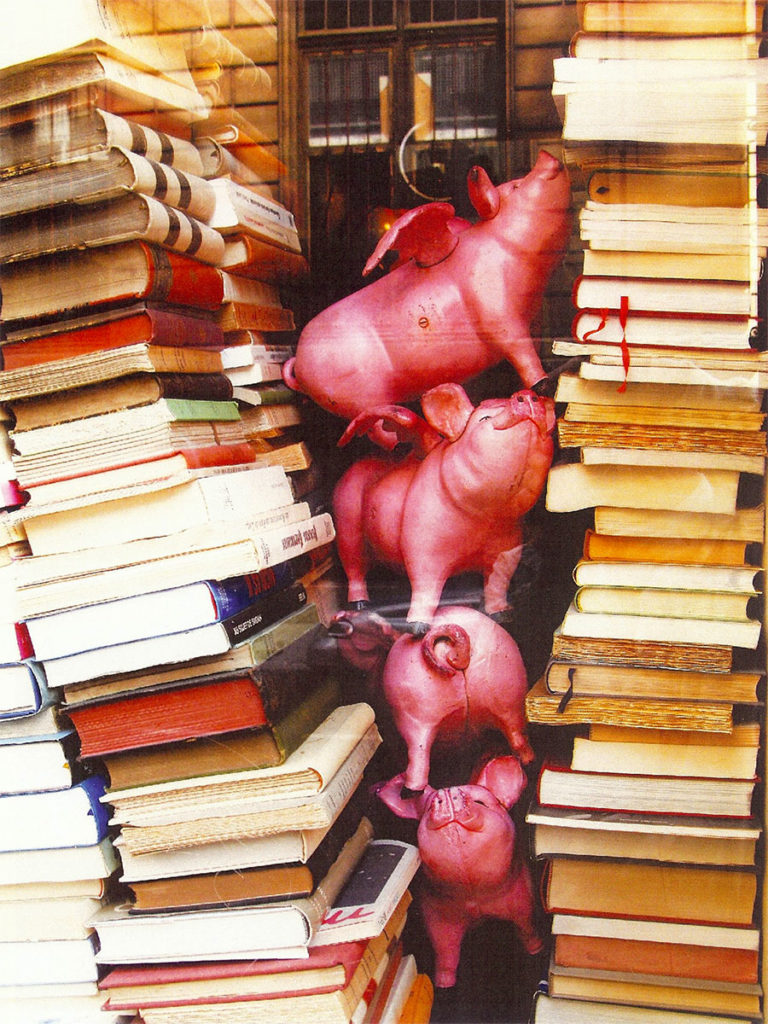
[283,151,572,443]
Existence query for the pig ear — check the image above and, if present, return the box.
[468,165,500,221]
[421,383,474,441]
[363,203,461,274]
[471,755,528,810]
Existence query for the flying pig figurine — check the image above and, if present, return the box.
[332,382,556,624]
[329,605,534,791]
[282,151,572,444]
[374,757,542,988]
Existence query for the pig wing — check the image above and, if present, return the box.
[363,203,469,274]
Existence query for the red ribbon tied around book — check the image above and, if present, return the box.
[581,294,631,392]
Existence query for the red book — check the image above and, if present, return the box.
[99,941,369,1008]
[1,306,225,370]
[0,241,226,325]
[65,605,323,758]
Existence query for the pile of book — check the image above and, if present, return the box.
[527,1,767,1022]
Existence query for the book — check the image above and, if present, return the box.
[570,723,760,780]
[12,514,336,618]
[116,784,371,884]
[0,892,104,941]
[207,175,301,253]
[92,813,372,964]
[0,935,100,987]
[11,421,252,489]
[581,247,755,281]
[312,840,420,947]
[62,625,336,755]
[531,989,751,1023]
[557,601,762,650]
[18,462,296,554]
[60,601,322,707]
[545,964,761,1019]
[98,885,407,1010]
[543,856,757,926]
[220,232,309,283]
[0,52,206,125]
[592,504,765,543]
[0,662,53,718]
[571,310,761,353]
[548,628,735,674]
[106,702,377,827]
[526,675,737,732]
[0,343,226,403]
[1,298,225,357]
[0,775,109,852]
[11,397,242,455]
[546,462,742,514]
[0,104,205,178]
[0,147,217,222]
[0,732,76,794]
[216,299,296,332]
[551,911,760,953]
[100,676,340,796]
[569,31,765,61]
[584,166,752,208]
[0,837,117,884]
[554,372,765,413]
[552,932,758,985]
[527,803,761,866]
[0,191,226,267]
[573,586,761,622]
[579,529,757,566]
[543,660,762,705]
[0,0,202,83]
[10,373,239,429]
[124,803,371,913]
[102,900,409,1024]
[575,0,765,35]
[113,720,381,857]
[0,239,227,327]
[574,275,756,318]
[536,760,757,819]
[39,579,309,687]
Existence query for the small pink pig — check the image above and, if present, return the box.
[332,382,555,623]
[329,605,534,791]
[283,151,572,436]
[374,757,542,988]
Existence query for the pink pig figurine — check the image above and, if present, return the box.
[374,757,542,988]
[330,605,534,791]
[332,382,555,624]
[282,151,571,438]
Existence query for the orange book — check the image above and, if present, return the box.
[554,932,758,985]
[582,529,750,566]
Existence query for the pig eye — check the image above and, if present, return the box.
[479,414,492,422]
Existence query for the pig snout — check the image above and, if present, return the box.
[426,788,484,833]
[488,392,555,436]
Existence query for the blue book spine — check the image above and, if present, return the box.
[78,775,111,843]
[205,556,309,619]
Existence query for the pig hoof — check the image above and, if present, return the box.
[435,968,458,988]
[400,620,430,637]
[347,600,371,611]
[524,934,545,955]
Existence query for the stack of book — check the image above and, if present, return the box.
[527,1,767,1021]
[0,695,123,1021]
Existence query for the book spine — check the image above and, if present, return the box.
[220,581,308,646]
[132,194,226,266]
[153,373,234,401]
[252,513,337,570]
[206,556,310,619]
[133,245,222,310]
[121,149,216,223]
[161,398,241,422]
[99,110,205,176]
